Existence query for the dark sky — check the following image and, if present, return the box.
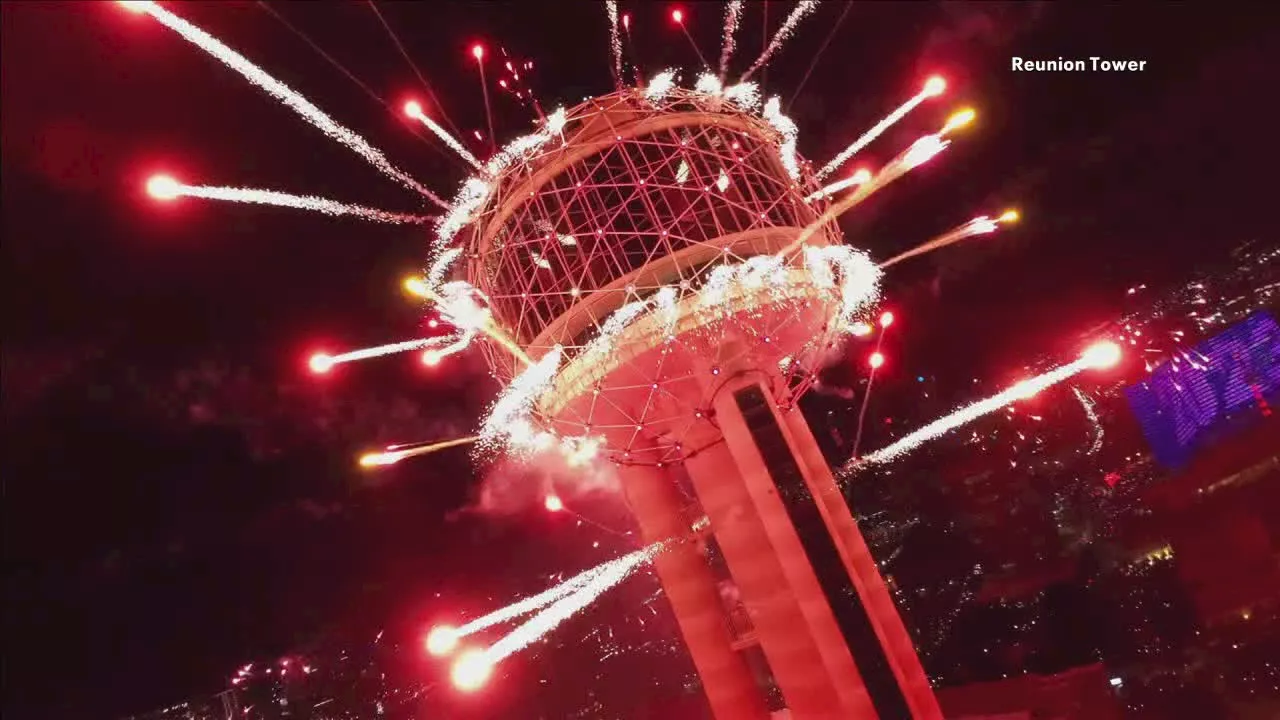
[3,2,1278,718]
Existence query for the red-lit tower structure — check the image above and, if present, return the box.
[461,88,941,719]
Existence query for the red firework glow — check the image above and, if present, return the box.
[425,625,460,657]
[451,649,493,691]
[308,353,335,375]
[146,174,181,200]
[544,495,564,512]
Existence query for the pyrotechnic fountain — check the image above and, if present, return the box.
[110,2,1121,717]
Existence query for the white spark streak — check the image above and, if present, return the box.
[323,335,468,369]
[816,89,935,181]
[481,542,665,665]
[805,168,872,202]
[406,104,485,171]
[605,1,624,86]
[480,346,563,453]
[717,1,744,80]
[125,1,445,207]
[454,559,614,638]
[851,357,1094,470]
[153,182,433,223]
[740,1,822,82]
[432,108,567,253]
[763,97,801,179]
[1072,386,1104,455]
[426,248,463,291]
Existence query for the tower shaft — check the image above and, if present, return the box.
[621,369,942,720]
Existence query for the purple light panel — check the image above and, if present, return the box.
[1124,312,1280,468]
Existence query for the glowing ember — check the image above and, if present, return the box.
[425,625,460,657]
[450,649,492,691]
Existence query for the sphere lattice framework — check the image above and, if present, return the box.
[462,87,855,465]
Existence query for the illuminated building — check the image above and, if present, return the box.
[460,88,940,719]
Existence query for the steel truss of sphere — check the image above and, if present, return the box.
[462,87,852,465]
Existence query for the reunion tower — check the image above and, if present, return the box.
[460,85,941,719]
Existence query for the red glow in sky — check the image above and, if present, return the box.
[471,44,485,61]
[671,8,684,24]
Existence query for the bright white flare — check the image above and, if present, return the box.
[144,178,434,224]
[717,1,744,80]
[645,69,679,101]
[405,101,485,171]
[850,346,1120,470]
[122,1,444,207]
[816,77,947,181]
[740,0,822,82]
[479,542,665,666]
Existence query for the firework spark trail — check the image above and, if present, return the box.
[314,335,468,373]
[122,1,447,208]
[451,556,617,639]
[815,78,945,181]
[805,168,872,202]
[360,435,480,467]
[847,357,1096,472]
[782,129,954,259]
[605,1,624,88]
[480,346,563,453]
[740,0,822,82]
[1072,386,1105,455]
[481,542,666,665]
[717,1,744,82]
[147,179,434,223]
[405,103,486,171]
[878,212,1017,269]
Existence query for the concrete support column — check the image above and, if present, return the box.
[777,406,944,720]
[616,463,770,720]
[684,434,853,720]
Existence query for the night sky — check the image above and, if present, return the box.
[3,2,1277,718]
